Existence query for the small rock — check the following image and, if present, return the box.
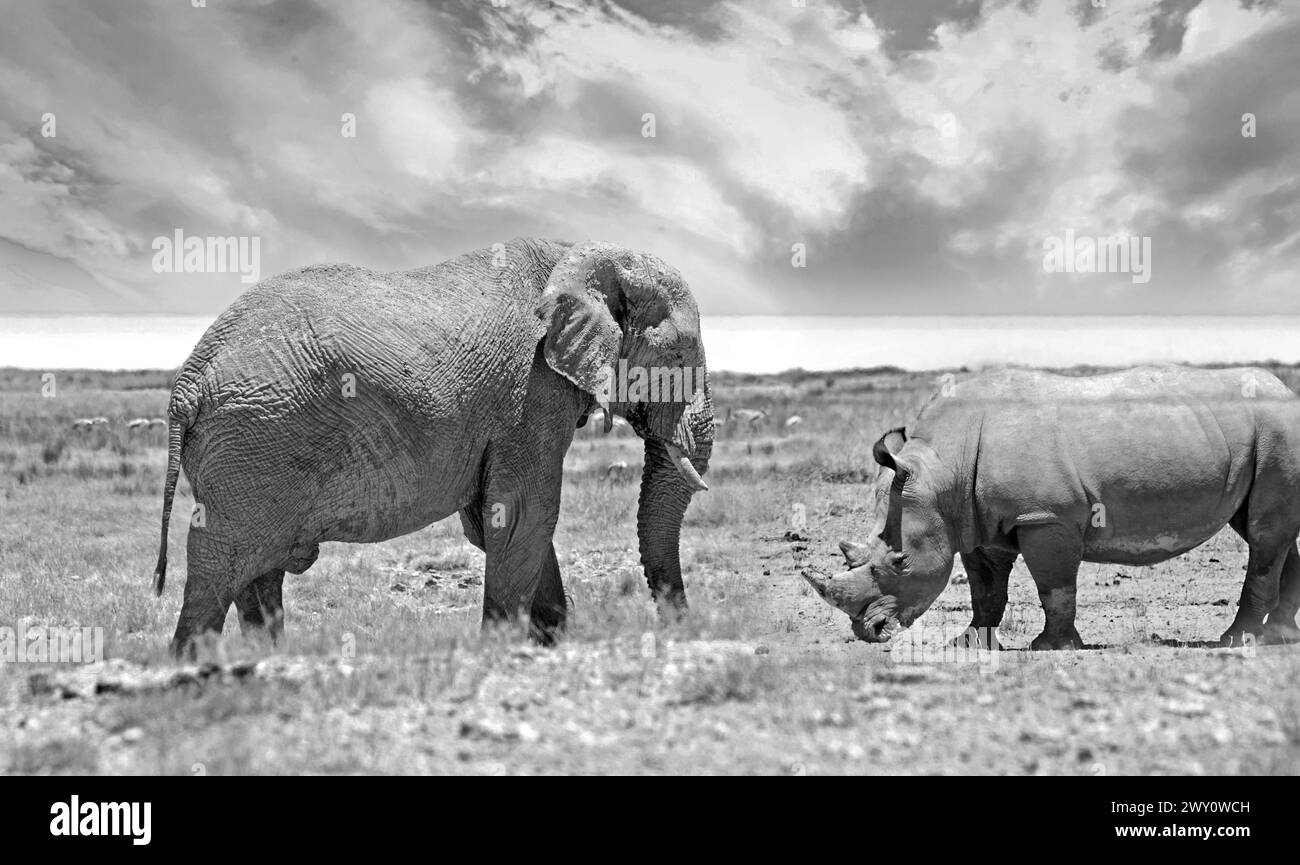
[1163,699,1208,718]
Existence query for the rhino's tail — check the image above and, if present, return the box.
[153,396,196,596]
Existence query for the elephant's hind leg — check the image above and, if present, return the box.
[171,525,272,659]
[171,577,234,660]
[234,569,286,643]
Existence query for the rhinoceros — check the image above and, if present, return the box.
[802,365,1300,649]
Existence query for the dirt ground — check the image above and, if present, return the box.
[2,365,1298,775]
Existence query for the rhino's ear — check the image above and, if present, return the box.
[872,427,908,473]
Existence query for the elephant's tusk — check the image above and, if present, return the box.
[664,442,708,492]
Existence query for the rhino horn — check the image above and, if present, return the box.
[838,540,870,569]
[801,566,875,616]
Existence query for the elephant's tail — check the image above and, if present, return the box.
[153,414,188,596]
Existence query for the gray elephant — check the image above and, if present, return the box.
[152,239,714,657]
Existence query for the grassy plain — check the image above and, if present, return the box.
[2,364,1299,775]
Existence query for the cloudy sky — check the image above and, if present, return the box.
[0,0,1296,316]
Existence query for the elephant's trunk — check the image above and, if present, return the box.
[637,378,714,615]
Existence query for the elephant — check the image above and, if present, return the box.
[151,239,715,657]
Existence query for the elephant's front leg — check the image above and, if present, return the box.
[478,452,567,644]
[530,544,567,644]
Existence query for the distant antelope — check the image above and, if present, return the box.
[148,418,167,429]
[127,417,151,432]
[605,460,632,482]
[71,417,109,432]
[784,415,803,428]
[727,407,769,432]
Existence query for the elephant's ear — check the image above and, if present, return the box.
[536,242,627,402]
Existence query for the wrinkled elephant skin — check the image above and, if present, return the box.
[153,239,714,657]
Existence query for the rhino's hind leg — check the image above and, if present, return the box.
[953,548,1015,650]
[1222,513,1294,647]
[234,569,286,643]
[1017,524,1085,651]
[1261,545,1300,645]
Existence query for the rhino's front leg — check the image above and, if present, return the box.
[1017,523,1085,650]
[953,548,1014,649]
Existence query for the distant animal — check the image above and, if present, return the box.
[587,408,630,433]
[803,365,1300,650]
[784,415,803,428]
[148,418,167,429]
[152,238,714,658]
[71,417,108,432]
[127,418,152,432]
[727,407,769,432]
[605,460,632,482]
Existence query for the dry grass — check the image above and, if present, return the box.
[3,363,1300,774]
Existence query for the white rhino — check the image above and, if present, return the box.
[803,365,1300,649]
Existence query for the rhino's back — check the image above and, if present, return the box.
[918,366,1300,564]
[937,364,1291,405]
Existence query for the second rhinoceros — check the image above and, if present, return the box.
[802,365,1300,649]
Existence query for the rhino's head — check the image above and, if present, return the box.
[802,428,956,642]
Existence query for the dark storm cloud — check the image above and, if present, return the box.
[851,0,987,58]
[1145,0,1203,57]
